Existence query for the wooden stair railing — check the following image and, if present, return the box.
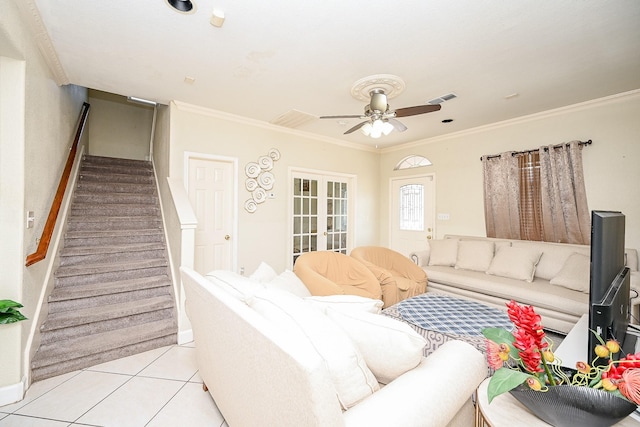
[26,102,91,267]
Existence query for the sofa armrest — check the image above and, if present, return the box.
[410,249,430,267]
[343,340,487,427]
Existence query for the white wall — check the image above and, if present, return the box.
[168,102,380,274]
[379,90,640,254]
[87,90,153,161]
[0,0,87,395]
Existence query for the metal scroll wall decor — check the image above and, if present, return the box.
[244,148,281,213]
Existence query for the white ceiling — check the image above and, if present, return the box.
[30,0,640,149]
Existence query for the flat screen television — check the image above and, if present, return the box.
[588,210,630,362]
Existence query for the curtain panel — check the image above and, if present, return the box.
[482,152,521,239]
[539,140,590,244]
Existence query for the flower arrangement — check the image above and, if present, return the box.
[483,300,640,405]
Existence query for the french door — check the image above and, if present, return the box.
[290,170,354,267]
[390,174,436,257]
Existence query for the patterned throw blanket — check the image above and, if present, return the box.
[393,294,513,337]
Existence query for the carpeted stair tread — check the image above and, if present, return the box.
[76,180,155,193]
[65,228,163,239]
[32,318,177,369]
[60,242,165,257]
[48,275,172,302]
[55,258,168,278]
[73,193,158,205]
[82,155,153,168]
[31,335,176,382]
[41,295,175,332]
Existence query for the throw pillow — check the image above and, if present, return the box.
[428,239,459,267]
[205,270,264,300]
[455,240,495,272]
[247,289,379,409]
[550,252,590,293]
[486,246,543,282]
[326,308,426,384]
[249,261,278,283]
[304,295,384,314]
[266,270,312,297]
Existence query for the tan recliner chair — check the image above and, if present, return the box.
[350,246,427,307]
[293,251,382,301]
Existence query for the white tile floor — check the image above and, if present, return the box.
[0,342,227,427]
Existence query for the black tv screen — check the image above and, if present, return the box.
[588,210,628,361]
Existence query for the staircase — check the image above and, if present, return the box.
[31,155,178,382]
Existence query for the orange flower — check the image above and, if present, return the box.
[618,369,640,405]
[526,377,542,391]
[576,361,591,374]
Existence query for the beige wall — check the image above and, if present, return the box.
[379,91,640,254]
[87,90,154,161]
[167,102,380,274]
[1,0,87,391]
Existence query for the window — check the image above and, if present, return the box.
[399,184,424,231]
[394,155,432,170]
[518,152,544,241]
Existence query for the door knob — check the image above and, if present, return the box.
[427,235,432,239]
[224,235,230,240]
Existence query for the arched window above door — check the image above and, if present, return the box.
[394,155,432,170]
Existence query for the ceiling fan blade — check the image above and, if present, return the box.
[344,121,368,134]
[388,118,407,132]
[394,104,441,117]
[319,114,363,119]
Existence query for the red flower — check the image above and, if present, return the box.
[619,369,640,405]
[507,300,548,373]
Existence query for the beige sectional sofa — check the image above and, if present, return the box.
[180,265,487,427]
[411,235,639,334]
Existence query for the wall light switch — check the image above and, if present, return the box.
[26,211,35,228]
[437,213,450,221]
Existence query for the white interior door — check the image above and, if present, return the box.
[390,175,435,257]
[188,157,235,274]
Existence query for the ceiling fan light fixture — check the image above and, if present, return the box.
[382,121,394,136]
[361,122,373,136]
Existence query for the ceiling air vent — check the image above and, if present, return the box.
[270,109,316,128]
[427,93,457,105]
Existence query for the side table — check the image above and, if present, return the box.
[475,378,640,427]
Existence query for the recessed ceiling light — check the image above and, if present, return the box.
[166,0,194,13]
[184,76,196,84]
[442,119,454,123]
[504,93,520,100]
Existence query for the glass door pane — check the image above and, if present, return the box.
[292,177,319,265]
[326,180,348,254]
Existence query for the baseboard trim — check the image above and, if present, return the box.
[0,376,26,406]
[178,329,193,345]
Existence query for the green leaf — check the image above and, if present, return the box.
[487,368,532,403]
[0,300,23,313]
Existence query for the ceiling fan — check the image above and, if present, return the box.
[320,89,441,138]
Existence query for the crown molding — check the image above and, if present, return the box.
[17,0,69,86]
[171,100,378,153]
[381,89,640,154]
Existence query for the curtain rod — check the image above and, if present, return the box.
[480,139,592,161]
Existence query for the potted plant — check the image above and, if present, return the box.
[0,300,27,324]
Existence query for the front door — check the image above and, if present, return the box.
[187,156,235,274]
[390,175,435,257]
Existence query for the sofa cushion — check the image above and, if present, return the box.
[326,308,426,384]
[205,270,264,300]
[550,252,590,293]
[304,295,383,314]
[265,270,312,297]
[486,246,543,282]
[247,289,380,409]
[249,261,279,283]
[511,241,589,281]
[455,240,495,272]
[428,239,459,267]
